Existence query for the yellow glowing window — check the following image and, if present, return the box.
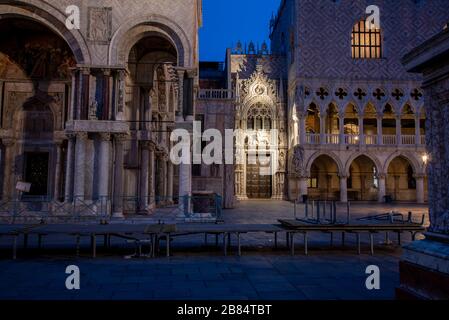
[351,20,382,59]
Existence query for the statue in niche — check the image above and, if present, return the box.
[293,145,305,176]
[89,100,98,120]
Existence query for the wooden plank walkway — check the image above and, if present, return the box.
[0,220,426,259]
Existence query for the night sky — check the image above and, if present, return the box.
[199,0,281,62]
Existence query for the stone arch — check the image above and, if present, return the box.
[344,152,382,176]
[383,151,422,175]
[305,151,344,177]
[109,14,192,67]
[0,1,91,64]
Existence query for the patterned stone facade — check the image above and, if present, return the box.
[197,0,449,204]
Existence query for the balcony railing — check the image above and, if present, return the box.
[198,89,234,100]
[364,135,377,145]
[345,135,359,145]
[402,135,416,145]
[306,134,320,144]
[304,134,425,146]
[325,134,340,144]
[383,135,396,145]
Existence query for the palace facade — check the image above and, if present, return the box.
[1,1,449,218]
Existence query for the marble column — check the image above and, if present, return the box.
[415,114,421,145]
[396,115,402,145]
[64,135,75,202]
[299,116,306,145]
[53,141,63,201]
[2,139,15,200]
[359,116,365,145]
[139,141,151,212]
[98,133,111,198]
[178,161,192,216]
[73,133,88,201]
[161,156,168,202]
[176,70,185,121]
[149,145,156,207]
[112,134,127,218]
[378,174,386,203]
[319,115,325,143]
[339,175,348,203]
[339,116,345,145]
[377,114,383,145]
[167,161,174,203]
[415,174,425,204]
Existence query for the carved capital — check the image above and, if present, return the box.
[413,173,426,180]
[98,133,111,141]
[76,132,88,141]
[1,138,15,147]
[114,133,129,142]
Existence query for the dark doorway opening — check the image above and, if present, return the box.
[24,152,49,196]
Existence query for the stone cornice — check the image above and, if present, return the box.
[402,28,449,74]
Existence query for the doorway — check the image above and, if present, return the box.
[24,152,49,196]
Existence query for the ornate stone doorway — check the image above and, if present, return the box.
[246,155,272,199]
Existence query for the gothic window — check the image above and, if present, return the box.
[247,104,273,131]
[351,20,382,59]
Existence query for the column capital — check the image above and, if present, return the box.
[114,133,129,142]
[1,138,15,147]
[80,67,91,75]
[54,140,65,147]
[98,133,111,141]
[76,132,88,141]
[413,173,426,180]
[101,68,112,76]
[141,140,156,150]
[378,173,387,179]
[338,174,348,180]
[65,132,77,140]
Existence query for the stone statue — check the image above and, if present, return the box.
[293,145,305,176]
[89,100,98,120]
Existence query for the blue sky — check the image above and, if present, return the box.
[199,0,281,61]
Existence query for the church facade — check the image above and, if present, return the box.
[1,0,449,218]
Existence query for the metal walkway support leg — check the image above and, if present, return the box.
[342,232,345,247]
[92,234,96,258]
[356,233,361,255]
[166,233,170,258]
[237,233,241,257]
[223,233,227,256]
[274,232,278,249]
[76,235,80,257]
[290,233,295,256]
[304,232,308,256]
[13,235,17,260]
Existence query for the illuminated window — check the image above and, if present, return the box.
[351,20,382,59]
[308,178,318,189]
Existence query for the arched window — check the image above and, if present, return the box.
[351,20,382,59]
